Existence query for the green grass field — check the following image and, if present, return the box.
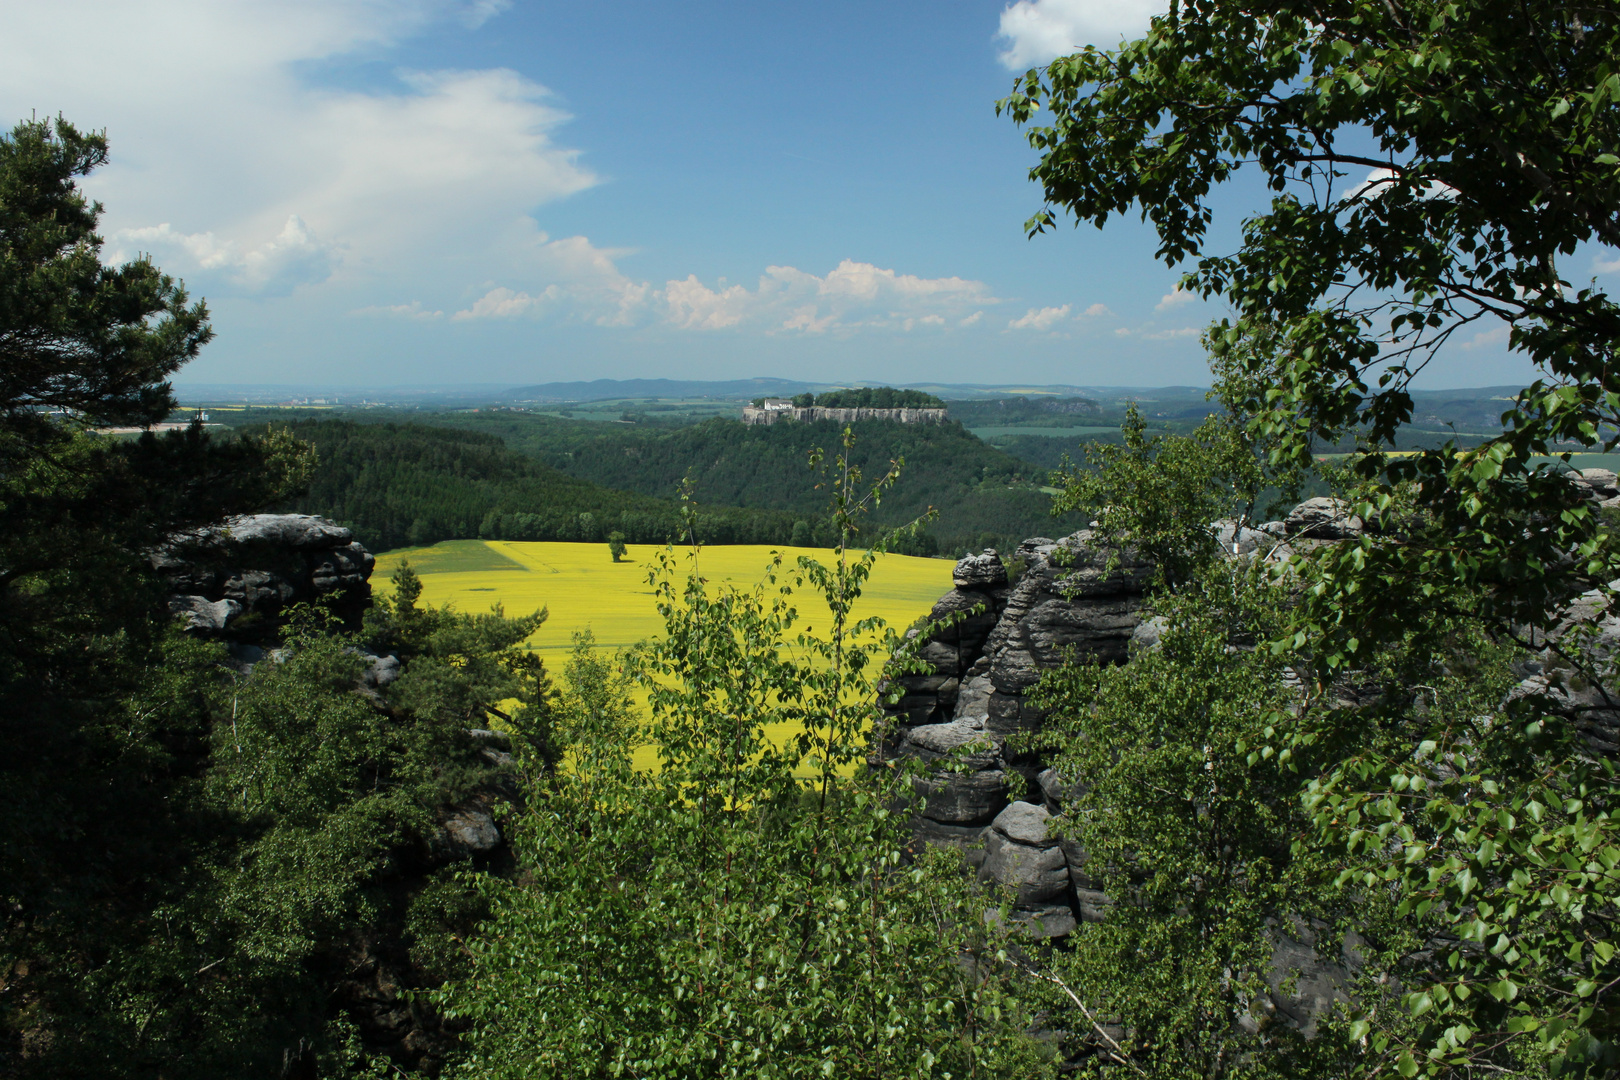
[968,424,1119,439]
[1533,453,1620,470]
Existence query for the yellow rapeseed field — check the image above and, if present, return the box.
[373,540,955,768]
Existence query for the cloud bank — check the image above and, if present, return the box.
[451,257,997,334]
[2,1,596,299]
[997,0,1163,68]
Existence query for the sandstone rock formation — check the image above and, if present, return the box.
[1284,496,1364,540]
[1571,467,1620,508]
[741,405,948,426]
[153,514,522,1071]
[880,532,1151,853]
[884,513,1363,1043]
[153,513,376,641]
[1510,581,1620,758]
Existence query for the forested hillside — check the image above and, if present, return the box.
[395,412,1082,553]
[250,420,804,552]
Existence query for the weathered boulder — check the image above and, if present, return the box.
[155,513,375,639]
[912,769,1013,824]
[216,514,358,550]
[982,835,1069,905]
[360,650,402,689]
[1573,467,1620,502]
[168,595,243,633]
[439,804,501,857]
[979,802,1076,938]
[990,799,1052,844]
[1284,497,1363,540]
[898,718,999,769]
[1212,518,1268,556]
[1035,767,1078,813]
[1247,923,1363,1040]
[1129,614,1168,655]
[954,549,1009,589]
[1496,580,1620,758]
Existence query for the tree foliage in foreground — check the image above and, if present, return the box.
[1006,3,1620,1072]
[1001,0,1620,637]
[1030,552,1539,1078]
[0,116,561,1077]
[1036,373,1612,1077]
[446,439,1051,1079]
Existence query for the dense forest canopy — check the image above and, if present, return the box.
[383,411,1076,554]
[810,387,945,409]
[244,418,810,552]
[238,411,1078,556]
[751,387,946,409]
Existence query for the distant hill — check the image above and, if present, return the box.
[241,419,805,552]
[357,411,1083,555]
[497,378,1127,403]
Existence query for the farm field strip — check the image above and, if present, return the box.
[373,540,955,770]
[968,424,1119,439]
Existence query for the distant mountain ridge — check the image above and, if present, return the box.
[501,378,822,402]
[176,377,1534,413]
[500,378,1197,403]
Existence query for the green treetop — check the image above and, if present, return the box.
[0,118,211,454]
[1001,0,1620,647]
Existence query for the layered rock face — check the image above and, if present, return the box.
[883,510,1370,1037]
[153,513,376,640]
[883,494,1620,1045]
[1512,582,1620,758]
[878,531,1152,940]
[740,405,948,426]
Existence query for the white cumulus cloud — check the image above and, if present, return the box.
[461,257,997,335]
[352,301,444,320]
[996,0,1163,69]
[461,0,512,28]
[1115,324,1201,340]
[661,260,995,334]
[450,226,655,326]
[1007,304,1072,331]
[1155,284,1196,311]
[0,1,595,299]
[1342,166,1459,204]
[1457,325,1510,351]
[113,214,339,295]
[454,287,561,321]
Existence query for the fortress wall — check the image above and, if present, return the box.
[741,406,948,426]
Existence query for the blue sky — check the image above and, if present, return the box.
[5,0,1604,389]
